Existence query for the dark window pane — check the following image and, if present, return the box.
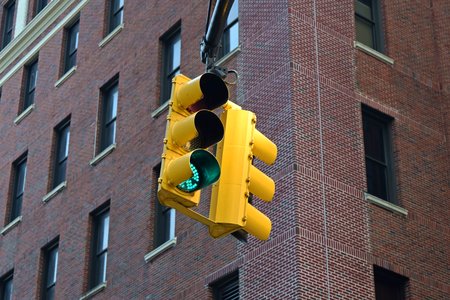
[46,247,58,287]
[355,0,373,20]
[363,117,386,162]
[365,158,388,200]
[96,213,109,252]
[53,121,70,187]
[24,60,38,109]
[355,17,374,49]
[355,0,382,51]
[97,252,107,283]
[11,158,27,221]
[57,125,69,162]
[104,86,118,123]
[220,0,239,57]
[36,0,48,15]
[100,83,118,151]
[91,208,109,288]
[161,29,181,103]
[109,0,124,32]
[154,196,175,248]
[2,274,13,300]
[362,107,395,203]
[65,21,79,72]
[2,1,15,49]
[374,267,407,300]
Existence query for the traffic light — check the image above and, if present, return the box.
[209,108,277,240]
[158,73,228,209]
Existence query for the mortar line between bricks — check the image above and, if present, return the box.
[311,0,332,298]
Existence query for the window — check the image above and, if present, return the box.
[1,1,15,49]
[153,165,175,248]
[52,118,70,188]
[107,0,124,34]
[211,271,239,300]
[355,0,383,52]
[374,266,408,300]
[99,79,118,153]
[154,197,175,248]
[35,0,48,15]
[22,59,38,112]
[41,240,59,300]
[89,205,109,289]
[161,27,180,104]
[362,106,395,203]
[8,154,27,223]
[219,0,239,58]
[64,20,79,73]
[0,271,13,300]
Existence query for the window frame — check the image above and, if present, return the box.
[362,105,396,204]
[89,205,110,289]
[355,0,384,52]
[22,59,38,112]
[99,78,119,153]
[107,0,124,34]
[41,239,59,300]
[63,19,79,74]
[0,270,13,300]
[219,0,239,58]
[210,271,239,300]
[160,26,181,105]
[52,118,70,189]
[8,153,27,223]
[1,0,15,49]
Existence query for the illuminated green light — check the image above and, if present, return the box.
[177,150,220,193]
[177,164,200,192]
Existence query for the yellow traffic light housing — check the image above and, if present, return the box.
[209,109,277,240]
[158,73,228,208]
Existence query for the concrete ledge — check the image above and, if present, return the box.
[14,103,35,125]
[365,193,408,216]
[79,282,106,300]
[55,66,77,88]
[99,24,124,48]
[354,41,394,65]
[90,144,116,166]
[144,237,177,263]
[1,216,22,236]
[151,100,169,118]
[43,181,67,203]
[214,45,241,66]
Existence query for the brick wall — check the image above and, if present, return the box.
[0,0,448,299]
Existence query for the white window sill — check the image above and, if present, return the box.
[215,45,241,66]
[90,143,116,166]
[79,282,106,300]
[151,100,170,118]
[354,41,394,65]
[43,181,67,203]
[99,24,124,48]
[144,237,177,263]
[1,216,22,236]
[14,103,35,125]
[365,193,408,216]
[55,66,77,88]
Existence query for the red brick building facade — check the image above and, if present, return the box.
[0,0,448,299]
